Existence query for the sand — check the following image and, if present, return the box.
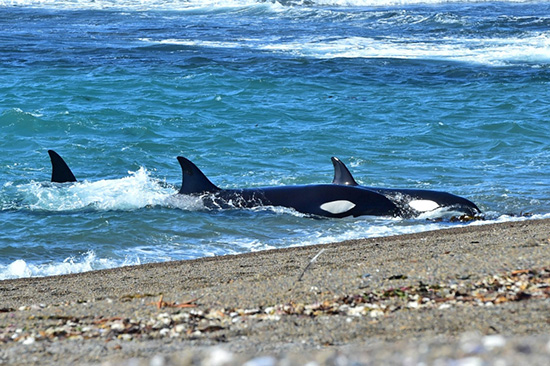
[1,218,549,365]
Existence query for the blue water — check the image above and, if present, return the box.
[1,0,549,279]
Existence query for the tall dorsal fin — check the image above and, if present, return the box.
[331,157,358,186]
[177,156,220,195]
[48,150,77,183]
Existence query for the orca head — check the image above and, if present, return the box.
[405,192,481,217]
[331,157,359,186]
[177,156,220,195]
[48,150,77,183]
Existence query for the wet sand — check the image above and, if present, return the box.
[1,218,549,365]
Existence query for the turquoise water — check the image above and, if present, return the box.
[1,0,549,279]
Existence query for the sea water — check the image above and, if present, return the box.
[1,0,549,279]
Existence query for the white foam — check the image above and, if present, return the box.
[285,218,440,247]
[0,0,279,11]
[144,32,550,66]
[0,251,141,280]
[1,0,540,11]
[165,193,207,211]
[470,212,550,225]
[19,168,175,212]
[251,205,307,217]
[309,0,544,5]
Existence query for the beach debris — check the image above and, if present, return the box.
[1,267,548,344]
[120,293,160,302]
[449,214,484,222]
[429,214,484,223]
[386,274,408,280]
[152,294,201,309]
[295,248,326,283]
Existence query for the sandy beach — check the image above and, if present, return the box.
[1,218,549,365]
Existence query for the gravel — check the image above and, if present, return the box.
[1,218,549,365]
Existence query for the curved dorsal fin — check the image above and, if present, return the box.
[331,157,358,186]
[48,150,77,183]
[177,156,220,195]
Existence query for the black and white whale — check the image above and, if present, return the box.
[329,157,480,218]
[177,156,481,219]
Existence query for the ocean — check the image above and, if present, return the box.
[1,0,549,280]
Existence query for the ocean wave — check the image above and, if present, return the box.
[0,0,278,11]
[0,250,141,280]
[142,32,550,66]
[2,213,548,280]
[1,168,176,212]
[0,0,542,11]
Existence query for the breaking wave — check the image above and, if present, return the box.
[2,168,175,212]
[0,0,542,11]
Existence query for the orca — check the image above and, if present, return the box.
[177,156,481,219]
[330,157,481,217]
[177,156,398,218]
[48,150,77,183]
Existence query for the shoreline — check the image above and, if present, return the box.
[2,216,545,282]
[1,218,549,365]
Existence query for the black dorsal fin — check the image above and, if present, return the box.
[177,156,220,195]
[48,150,77,183]
[331,157,359,186]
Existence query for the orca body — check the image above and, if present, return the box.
[177,156,481,218]
[177,157,398,218]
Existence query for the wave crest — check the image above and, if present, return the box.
[2,168,176,212]
[0,250,141,280]
[1,0,539,11]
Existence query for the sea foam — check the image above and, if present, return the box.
[14,168,175,212]
[0,251,141,280]
[144,32,550,67]
[1,0,540,11]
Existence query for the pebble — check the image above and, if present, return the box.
[22,336,35,345]
[74,335,550,366]
[243,356,277,366]
[205,348,234,366]
[482,335,507,350]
